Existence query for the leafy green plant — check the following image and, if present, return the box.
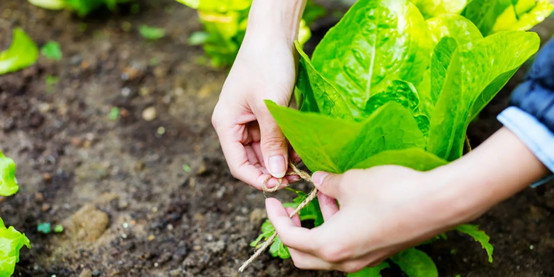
[139,25,167,41]
[0,28,38,75]
[412,0,554,36]
[41,41,63,61]
[0,151,31,276]
[249,0,551,275]
[28,0,133,16]
[176,0,325,67]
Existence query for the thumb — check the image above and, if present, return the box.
[256,103,289,178]
[312,171,343,199]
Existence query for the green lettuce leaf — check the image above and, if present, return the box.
[294,42,355,120]
[390,248,438,277]
[0,152,19,197]
[455,224,494,263]
[347,262,390,277]
[462,0,514,36]
[0,218,30,276]
[426,14,483,46]
[64,0,105,16]
[0,28,39,75]
[310,0,431,117]
[427,31,539,161]
[27,0,66,9]
[411,0,467,18]
[266,100,426,173]
[462,0,554,36]
[176,0,251,11]
[492,0,554,33]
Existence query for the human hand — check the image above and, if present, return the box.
[211,13,301,189]
[266,166,456,272]
[266,128,549,272]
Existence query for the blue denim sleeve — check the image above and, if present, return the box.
[499,38,554,186]
[510,38,554,132]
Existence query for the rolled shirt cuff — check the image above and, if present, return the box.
[497,106,554,176]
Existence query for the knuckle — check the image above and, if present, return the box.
[340,261,367,273]
[319,245,351,263]
[211,110,222,129]
[260,136,286,151]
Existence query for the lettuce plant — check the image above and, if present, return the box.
[250,0,551,275]
[176,0,325,67]
[0,152,31,276]
[412,0,554,36]
[0,28,38,75]
[28,0,133,16]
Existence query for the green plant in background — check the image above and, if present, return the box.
[176,0,325,67]
[41,41,63,61]
[0,152,31,276]
[28,0,134,16]
[139,25,167,41]
[250,0,552,275]
[412,0,554,36]
[0,28,38,75]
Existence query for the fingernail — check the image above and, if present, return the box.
[268,155,286,178]
[312,171,329,187]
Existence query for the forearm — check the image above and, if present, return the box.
[246,0,307,44]
[434,127,549,225]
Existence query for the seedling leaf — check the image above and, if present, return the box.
[391,248,438,277]
[347,262,390,277]
[455,224,494,263]
[41,41,63,61]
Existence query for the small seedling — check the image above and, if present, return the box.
[139,25,166,41]
[108,107,120,121]
[37,222,52,234]
[41,41,62,61]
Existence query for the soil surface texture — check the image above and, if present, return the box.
[0,1,553,276]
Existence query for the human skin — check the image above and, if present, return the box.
[212,0,551,272]
[266,127,549,272]
[211,0,307,190]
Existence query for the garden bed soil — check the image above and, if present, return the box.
[0,0,553,276]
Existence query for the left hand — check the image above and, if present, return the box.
[265,166,458,272]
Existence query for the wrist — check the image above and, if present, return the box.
[245,0,307,44]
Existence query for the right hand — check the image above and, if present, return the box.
[211,35,298,190]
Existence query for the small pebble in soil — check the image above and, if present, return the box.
[156,126,166,136]
[142,106,157,121]
[121,87,131,97]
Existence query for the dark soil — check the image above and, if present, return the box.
[0,1,553,276]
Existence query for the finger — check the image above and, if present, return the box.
[312,171,344,200]
[288,248,333,270]
[285,207,301,227]
[318,192,339,221]
[250,142,290,189]
[254,105,289,179]
[266,198,316,253]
